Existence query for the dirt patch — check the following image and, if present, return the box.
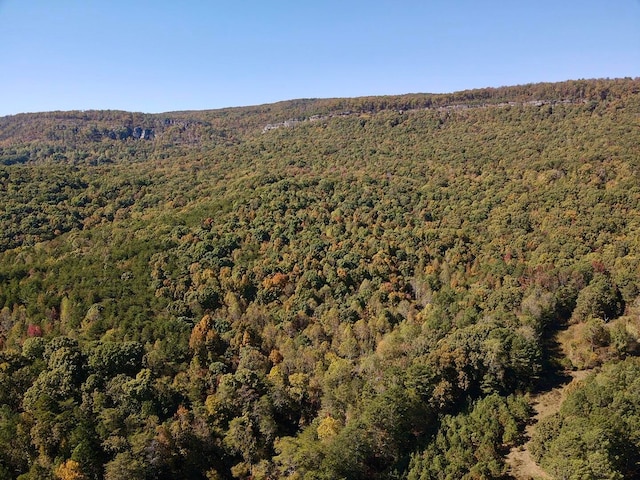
[505,370,592,480]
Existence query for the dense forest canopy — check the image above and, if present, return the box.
[0,78,639,479]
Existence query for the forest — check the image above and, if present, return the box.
[0,77,639,479]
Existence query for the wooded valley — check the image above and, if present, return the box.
[0,78,639,479]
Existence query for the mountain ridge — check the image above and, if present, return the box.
[1,77,637,149]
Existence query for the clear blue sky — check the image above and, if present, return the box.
[1,0,638,116]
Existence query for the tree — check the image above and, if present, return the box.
[54,459,86,480]
[104,452,145,480]
[572,274,624,324]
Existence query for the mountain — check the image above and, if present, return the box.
[0,78,639,479]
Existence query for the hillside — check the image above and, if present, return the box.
[0,78,639,480]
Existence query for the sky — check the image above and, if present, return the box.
[1,0,639,116]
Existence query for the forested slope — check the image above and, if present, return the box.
[0,78,639,479]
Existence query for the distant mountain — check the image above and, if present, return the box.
[1,77,636,154]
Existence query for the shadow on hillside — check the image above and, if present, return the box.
[533,322,573,394]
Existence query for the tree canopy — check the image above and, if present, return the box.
[0,78,639,479]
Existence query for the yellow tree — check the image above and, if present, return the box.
[55,459,86,480]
